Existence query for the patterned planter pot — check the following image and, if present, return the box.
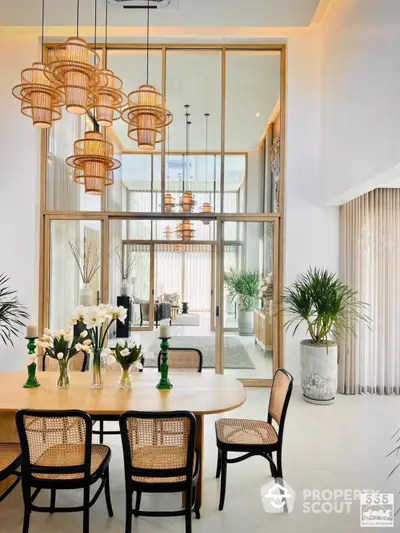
[300,341,338,405]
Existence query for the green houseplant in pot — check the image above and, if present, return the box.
[224,269,259,336]
[0,273,28,346]
[282,267,370,405]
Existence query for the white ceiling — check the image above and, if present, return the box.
[0,0,321,28]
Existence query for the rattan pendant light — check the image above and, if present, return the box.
[201,113,212,223]
[46,0,101,115]
[179,106,196,213]
[12,0,63,128]
[122,0,172,150]
[66,130,121,195]
[176,219,195,241]
[88,0,127,126]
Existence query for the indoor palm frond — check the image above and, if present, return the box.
[282,267,371,344]
[224,269,259,312]
[0,273,29,346]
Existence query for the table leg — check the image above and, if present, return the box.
[0,412,19,498]
[195,414,204,509]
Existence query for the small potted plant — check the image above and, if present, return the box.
[107,341,143,389]
[72,304,128,389]
[36,328,91,388]
[224,269,259,335]
[282,267,371,405]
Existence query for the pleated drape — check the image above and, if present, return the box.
[339,189,400,394]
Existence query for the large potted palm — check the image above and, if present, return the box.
[282,267,370,405]
[224,269,259,336]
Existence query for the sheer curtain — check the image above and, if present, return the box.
[340,189,400,394]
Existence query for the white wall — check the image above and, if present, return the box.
[0,30,41,370]
[319,0,400,205]
[284,30,340,382]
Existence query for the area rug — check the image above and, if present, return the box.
[170,313,200,326]
[146,336,255,369]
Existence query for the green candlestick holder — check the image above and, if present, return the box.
[156,337,173,390]
[23,337,40,389]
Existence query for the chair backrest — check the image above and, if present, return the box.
[140,303,150,321]
[157,348,202,372]
[16,409,92,480]
[268,369,293,432]
[119,411,196,485]
[43,352,87,372]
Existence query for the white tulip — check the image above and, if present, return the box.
[107,354,116,366]
[75,343,84,351]
[57,352,64,360]
[27,356,36,366]
[65,333,72,342]
[83,339,92,346]
[35,340,49,349]
[120,348,130,357]
[80,330,88,339]
[43,328,52,336]
[133,360,143,370]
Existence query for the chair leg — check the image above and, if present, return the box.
[50,488,56,514]
[276,448,283,479]
[125,489,132,533]
[83,486,90,533]
[99,420,104,444]
[185,489,192,533]
[193,486,200,519]
[267,452,277,478]
[104,468,114,517]
[218,451,227,511]
[133,491,141,518]
[22,506,31,533]
[216,449,222,478]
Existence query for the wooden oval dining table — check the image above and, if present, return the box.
[0,371,246,509]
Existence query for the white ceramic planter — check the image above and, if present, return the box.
[238,310,254,336]
[79,284,93,306]
[300,341,338,405]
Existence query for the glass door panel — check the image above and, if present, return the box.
[49,219,102,330]
[221,220,277,380]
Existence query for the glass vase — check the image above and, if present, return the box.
[89,349,105,389]
[57,358,70,389]
[119,366,132,389]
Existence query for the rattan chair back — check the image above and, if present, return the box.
[157,348,202,372]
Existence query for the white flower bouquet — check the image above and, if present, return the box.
[36,327,91,388]
[107,341,143,389]
[170,293,180,307]
[72,304,128,388]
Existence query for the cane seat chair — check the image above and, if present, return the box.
[119,411,200,533]
[215,369,293,510]
[0,443,22,502]
[16,409,113,533]
[157,348,202,373]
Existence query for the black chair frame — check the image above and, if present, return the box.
[16,409,113,533]
[157,348,203,373]
[119,410,200,533]
[215,369,293,511]
[0,446,22,502]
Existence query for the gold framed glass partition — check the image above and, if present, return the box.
[40,43,286,385]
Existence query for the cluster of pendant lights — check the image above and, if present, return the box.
[12,0,173,196]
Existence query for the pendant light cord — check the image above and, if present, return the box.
[105,0,108,50]
[184,105,190,192]
[146,0,150,85]
[205,113,210,195]
[94,0,97,50]
[41,0,45,62]
[76,0,80,37]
